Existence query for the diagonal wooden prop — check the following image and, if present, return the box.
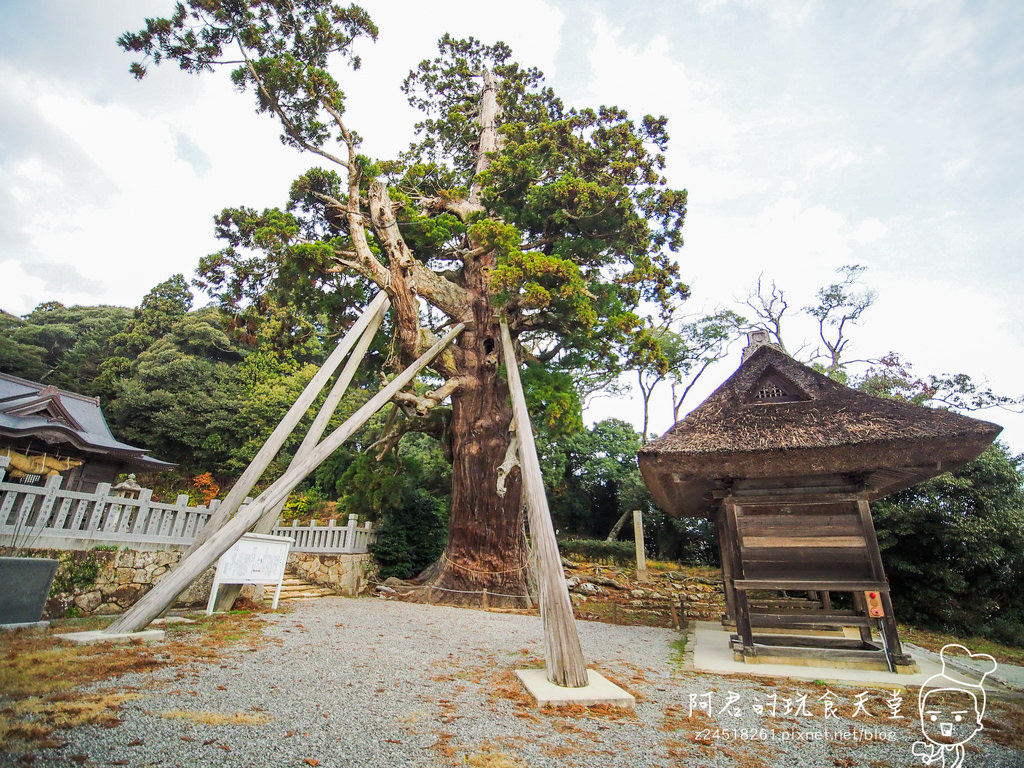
[188,291,391,555]
[105,321,464,634]
[500,318,588,687]
[209,296,391,612]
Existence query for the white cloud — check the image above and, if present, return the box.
[853,218,888,245]
[941,155,973,181]
[806,147,861,172]
[889,0,985,73]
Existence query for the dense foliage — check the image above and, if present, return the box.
[0,303,132,394]
[370,488,447,581]
[0,277,324,480]
[872,442,1024,645]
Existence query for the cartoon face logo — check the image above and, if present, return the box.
[919,687,983,746]
[911,644,997,768]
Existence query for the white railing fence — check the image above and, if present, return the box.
[271,515,376,554]
[0,460,374,554]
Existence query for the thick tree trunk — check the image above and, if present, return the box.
[415,263,530,608]
[394,67,527,608]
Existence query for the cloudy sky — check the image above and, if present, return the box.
[1,0,1022,450]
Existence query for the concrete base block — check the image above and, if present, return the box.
[0,621,50,632]
[54,629,165,645]
[515,668,635,708]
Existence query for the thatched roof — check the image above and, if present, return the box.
[638,343,1002,517]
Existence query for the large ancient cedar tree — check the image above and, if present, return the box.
[121,1,688,606]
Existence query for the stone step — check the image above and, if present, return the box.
[276,590,335,599]
[277,583,334,593]
[261,572,335,602]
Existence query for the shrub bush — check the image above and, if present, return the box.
[559,538,636,566]
[370,488,447,580]
[281,487,329,522]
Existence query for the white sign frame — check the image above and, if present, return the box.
[206,533,294,613]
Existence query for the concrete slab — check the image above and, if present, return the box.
[515,668,635,708]
[903,642,1024,694]
[0,620,50,632]
[151,617,196,626]
[690,621,943,688]
[54,629,165,645]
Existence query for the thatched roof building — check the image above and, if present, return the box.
[639,338,1002,517]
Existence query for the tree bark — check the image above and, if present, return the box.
[413,258,530,607]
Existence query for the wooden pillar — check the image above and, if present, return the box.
[500,319,588,688]
[714,506,737,625]
[210,297,388,611]
[722,499,753,652]
[857,499,906,661]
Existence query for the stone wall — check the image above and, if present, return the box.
[289,552,375,596]
[677,577,726,620]
[564,566,727,624]
[39,548,219,619]
[35,548,375,619]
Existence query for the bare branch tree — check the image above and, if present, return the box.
[804,264,878,375]
[744,273,789,351]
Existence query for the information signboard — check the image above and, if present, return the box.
[206,533,294,613]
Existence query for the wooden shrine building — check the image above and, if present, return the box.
[0,373,172,492]
[638,332,1001,672]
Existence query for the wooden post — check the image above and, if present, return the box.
[605,508,631,542]
[632,509,648,582]
[857,498,906,660]
[104,323,464,635]
[188,292,390,554]
[500,319,588,688]
[715,506,737,625]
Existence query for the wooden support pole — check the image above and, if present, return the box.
[104,323,464,635]
[211,298,389,611]
[605,508,631,542]
[187,292,391,555]
[500,319,588,688]
[632,509,648,582]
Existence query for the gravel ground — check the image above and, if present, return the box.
[4,597,1024,768]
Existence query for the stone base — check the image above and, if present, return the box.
[0,620,50,631]
[54,629,165,645]
[734,649,919,675]
[515,669,635,708]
